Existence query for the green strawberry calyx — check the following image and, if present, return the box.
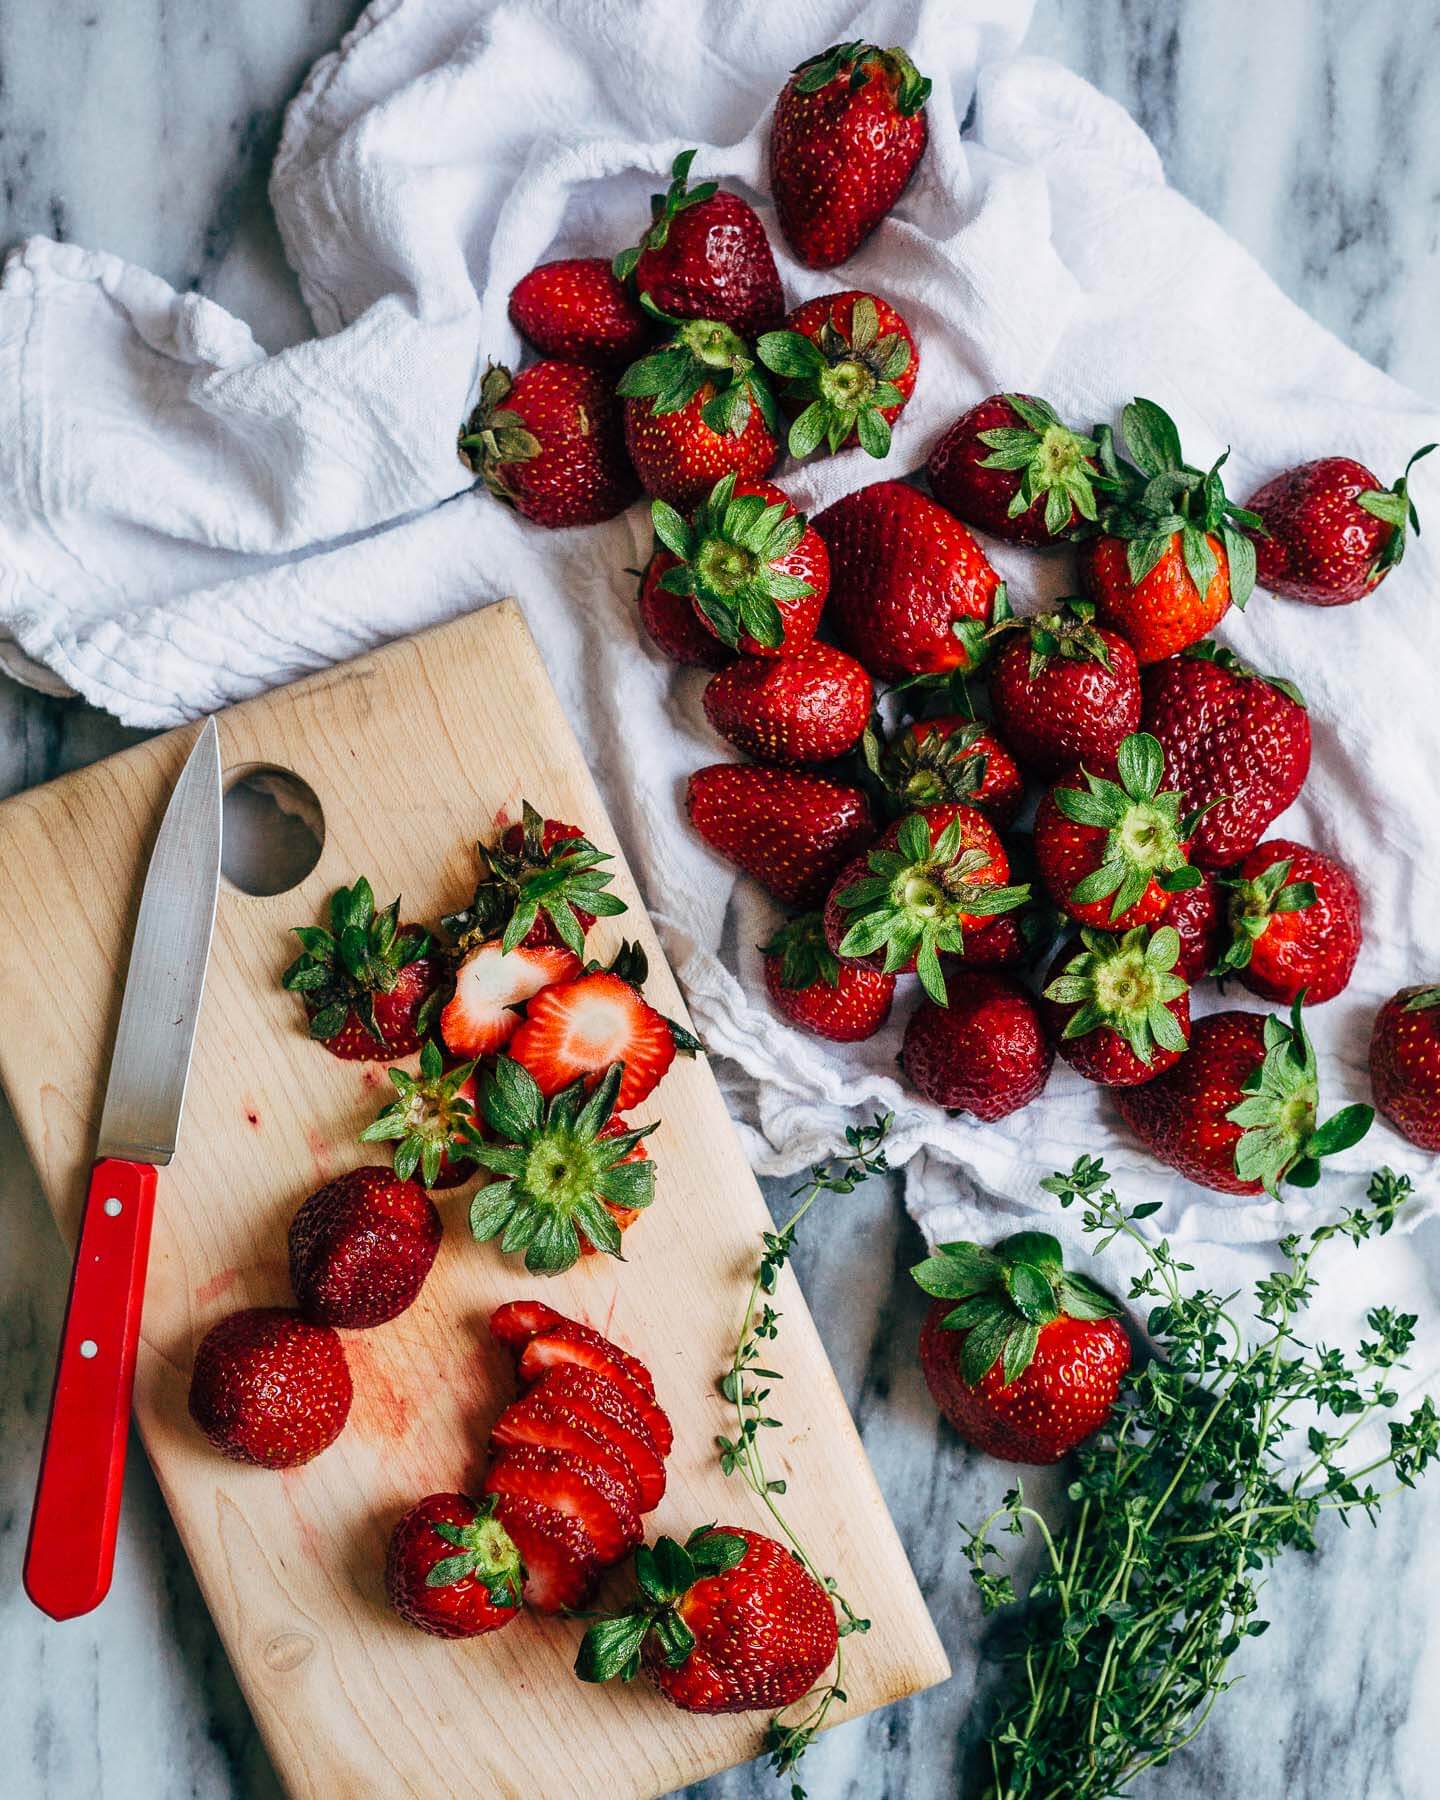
[757,294,912,460]
[617,313,781,442]
[651,472,814,650]
[1358,442,1436,577]
[1052,731,1202,924]
[1214,855,1318,978]
[457,364,543,505]
[423,1496,524,1606]
[863,716,993,812]
[575,1527,748,1685]
[1403,986,1440,1012]
[360,1039,480,1189]
[1182,638,1307,708]
[977,396,1101,538]
[440,801,626,957]
[281,877,433,1048]
[911,1232,1119,1386]
[1043,925,1190,1067]
[612,148,720,284]
[835,810,1030,1005]
[1226,997,1374,1195]
[762,913,842,991]
[790,42,932,117]
[987,590,1114,677]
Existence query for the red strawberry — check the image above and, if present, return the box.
[618,320,780,507]
[867,715,1025,828]
[576,1526,838,1714]
[761,912,896,1043]
[703,645,870,766]
[900,971,1053,1118]
[491,1384,643,1511]
[1041,925,1190,1087]
[514,1324,672,1458]
[443,804,625,959]
[770,41,930,269]
[459,361,639,528]
[288,1165,442,1329]
[686,764,873,907]
[649,475,827,656]
[758,290,917,460]
[440,940,582,1058]
[1216,839,1362,1006]
[987,595,1142,777]
[636,549,735,669]
[949,914,1027,970]
[1081,531,1234,666]
[1246,447,1433,605]
[384,1493,523,1639]
[506,960,685,1113]
[1116,1000,1373,1195]
[928,394,1102,546]
[493,1494,600,1613]
[282,879,439,1061]
[489,1297,565,1349]
[913,1232,1129,1463]
[1370,986,1440,1151]
[483,1445,642,1566]
[361,1040,481,1190]
[1159,868,1222,984]
[509,257,652,368]
[188,1307,352,1469]
[508,1363,666,1510]
[813,480,1000,681]
[1140,643,1311,868]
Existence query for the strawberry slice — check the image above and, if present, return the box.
[490,1389,643,1511]
[482,1445,641,1565]
[508,972,675,1110]
[440,942,581,1057]
[489,1298,566,1349]
[491,1493,599,1613]
[518,1323,673,1457]
[529,1363,666,1511]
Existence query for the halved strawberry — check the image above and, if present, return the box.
[440,941,581,1057]
[518,1323,673,1456]
[528,1363,666,1510]
[508,970,677,1110]
[491,1389,643,1510]
[482,1445,641,1565]
[491,1493,600,1613]
[489,1298,565,1349]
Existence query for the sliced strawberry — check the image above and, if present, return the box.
[508,972,676,1109]
[482,1445,641,1565]
[491,1493,600,1613]
[529,1364,666,1511]
[489,1298,566,1350]
[518,1323,673,1456]
[491,1390,643,1510]
[440,942,581,1057]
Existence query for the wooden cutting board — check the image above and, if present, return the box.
[0,602,947,1799]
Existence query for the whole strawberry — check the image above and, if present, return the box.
[1042,925,1190,1086]
[761,912,896,1043]
[188,1307,352,1469]
[508,257,652,368]
[617,319,780,506]
[576,1525,838,1713]
[928,394,1101,545]
[814,480,1000,680]
[1116,999,1373,1195]
[1246,446,1433,605]
[867,715,1026,828]
[758,291,917,459]
[686,764,873,906]
[987,595,1142,777]
[614,150,782,339]
[635,548,735,669]
[900,971,1053,1117]
[289,1165,443,1328]
[1370,986,1440,1151]
[442,802,626,958]
[459,361,639,528]
[704,645,870,766]
[1140,643,1311,868]
[282,878,439,1060]
[650,474,827,655]
[913,1232,1129,1463]
[771,41,931,269]
[385,1493,524,1639]
[1216,839,1361,1006]
[1160,868,1222,984]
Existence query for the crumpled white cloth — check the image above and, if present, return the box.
[2,0,1438,1266]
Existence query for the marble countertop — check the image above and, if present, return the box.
[3,4,1440,1797]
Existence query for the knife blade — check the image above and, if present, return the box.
[25,718,223,1620]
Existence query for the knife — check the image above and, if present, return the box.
[24,718,223,1621]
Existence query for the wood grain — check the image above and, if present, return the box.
[0,603,948,1799]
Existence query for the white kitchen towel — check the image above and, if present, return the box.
[2,0,1438,1260]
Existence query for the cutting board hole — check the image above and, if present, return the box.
[222,765,325,896]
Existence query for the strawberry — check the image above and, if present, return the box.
[770,41,931,269]
[987,594,1142,777]
[500,1363,666,1511]
[813,480,1000,681]
[491,1383,643,1511]
[360,1040,481,1189]
[1080,399,1262,661]
[1041,925,1190,1087]
[761,912,896,1043]
[617,319,780,507]
[822,804,1028,1003]
[459,361,639,528]
[927,394,1101,545]
[703,645,871,766]
[1139,642,1311,868]
[1115,999,1373,1195]
[282,878,439,1060]
[613,150,782,339]
[483,1445,642,1566]
[188,1307,352,1469]
[1370,986,1440,1152]
[440,941,582,1058]
[649,474,827,655]
[492,1494,601,1613]
[577,1116,650,1257]
[900,971,1052,1117]
[288,1165,442,1328]
[1034,731,1199,931]
[1216,839,1361,1006]
[948,914,1028,970]
[686,763,873,906]
[866,714,1025,827]
[512,1324,673,1458]
[635,549,735,669]
[443,804,625,959]
[509,257,652,368]
[489,1297,565,1349]
[912,1232,1129,1463]
[576,1526,838,1714]
[1246,446,1433,606]
[1160,867,1222,984]
[758,290,917,460]
[384,1493,523,1639]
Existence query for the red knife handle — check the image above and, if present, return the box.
[24,1157,158,1620]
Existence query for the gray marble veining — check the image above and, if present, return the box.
[3,3,1440,1797]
